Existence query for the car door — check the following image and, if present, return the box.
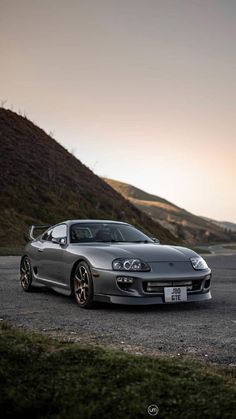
[38,224,68,285]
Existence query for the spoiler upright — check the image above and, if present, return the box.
[29,225,52,241]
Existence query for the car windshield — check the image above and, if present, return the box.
[70,223,153,244]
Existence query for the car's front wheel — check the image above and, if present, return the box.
[72,261,94,308]
[20,256,33,292]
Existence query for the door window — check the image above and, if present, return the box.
[51,225,67,240]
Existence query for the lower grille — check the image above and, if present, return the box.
[143,279,202,294]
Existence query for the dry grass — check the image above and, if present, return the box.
[105,178,236,246]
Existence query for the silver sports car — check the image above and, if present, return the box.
[20,220,212,308]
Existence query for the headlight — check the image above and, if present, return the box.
[112,258,150,272]
[190,257,208,270]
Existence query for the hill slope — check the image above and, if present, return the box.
[203,218,236,233]
[0,109,177,247]
[104,178,235,245]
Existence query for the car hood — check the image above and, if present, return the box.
[71,243,194,262]
[104,244,191,262]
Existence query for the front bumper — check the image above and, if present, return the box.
[95,290,212,305]
[92,264,212,305]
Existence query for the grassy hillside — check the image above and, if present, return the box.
[203,218,236,233]
[104,178,236,245]
[0,109,177,248]
[0,323,236,419]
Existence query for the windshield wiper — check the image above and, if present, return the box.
[95,240,121,243]
[130,240,150,243]
[95,240,150,243]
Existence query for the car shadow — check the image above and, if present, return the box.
[29,285,214,312]
[95,300,213,313]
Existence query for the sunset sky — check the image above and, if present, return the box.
[1,0,235,222]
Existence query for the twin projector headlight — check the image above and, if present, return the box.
[112,258,150,272]
[190,257,208,270]
[113,256,208,272]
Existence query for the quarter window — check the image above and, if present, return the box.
[42,229,53,241]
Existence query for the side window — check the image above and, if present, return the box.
[51,224,67,240]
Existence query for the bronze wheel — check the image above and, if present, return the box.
[20,257,33,292]
[73,261,94,308]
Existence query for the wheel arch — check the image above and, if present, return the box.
[70,257,93,290]
[20,254,30,266]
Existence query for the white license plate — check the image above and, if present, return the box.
[164,286,187,303]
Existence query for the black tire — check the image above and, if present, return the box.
[72,261,94,308]
[20,256,33,292]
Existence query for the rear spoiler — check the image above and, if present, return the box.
[29,225,52,241]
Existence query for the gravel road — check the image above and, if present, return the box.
[0,254,235,365]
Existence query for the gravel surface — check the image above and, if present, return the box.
[0,254,236,365]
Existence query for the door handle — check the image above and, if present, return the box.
[37,248,44,252]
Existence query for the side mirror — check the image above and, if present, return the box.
[59,237,67,246]
[52,237,67,246]
[152,237,160,244]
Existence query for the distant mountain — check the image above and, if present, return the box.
[0,109,177,247]
[104,178,236,245]
[203,218,236,233]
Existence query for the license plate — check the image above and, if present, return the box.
[164,286,187,303]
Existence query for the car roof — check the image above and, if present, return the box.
[66,220,130,226]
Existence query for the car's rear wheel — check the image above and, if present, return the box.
[20,257,33,292]
[72,261,94,308]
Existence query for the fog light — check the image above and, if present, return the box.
[204,274,211,289]
[117,276,134,284]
